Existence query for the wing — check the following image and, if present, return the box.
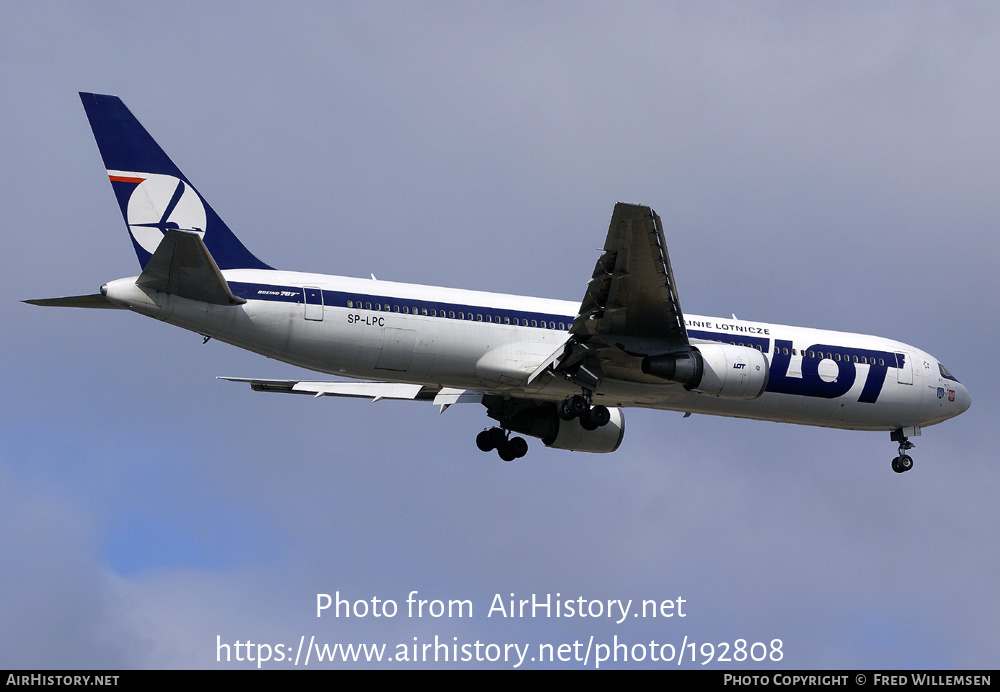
[572,202,688,344]
[552,202,693,389]
[218,377,483,412]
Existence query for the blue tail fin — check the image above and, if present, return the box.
[80,93,271,271]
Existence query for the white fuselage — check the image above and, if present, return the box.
[102,269,971,433]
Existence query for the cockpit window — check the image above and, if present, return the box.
[939,362,957,380]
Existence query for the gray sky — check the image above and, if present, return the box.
[2,2,996,669]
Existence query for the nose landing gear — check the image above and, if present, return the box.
[891,454,913,473]
[890,428,917,473]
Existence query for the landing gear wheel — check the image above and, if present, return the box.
[510,437,528,459]
[580,411,599,431]
[498,443,518,462]
[557,398,575,421]
[589,404,610,427]
[478,427,510,454]
[890,429,917,474]
[568,394,590,418]
[480,426,529,462]
[487,427,506,450]
[476,429,494,452]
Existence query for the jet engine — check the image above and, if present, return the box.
[642,343,769,399]
[487,400,625,453]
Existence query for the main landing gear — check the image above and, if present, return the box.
[476,427,528,462]
[890,428,916,474]
[557,393,611,431]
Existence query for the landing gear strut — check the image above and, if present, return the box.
[890,428,915,473]
[557,392,611,431]
[476,427,528,462]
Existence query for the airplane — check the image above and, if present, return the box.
[26,93,971,473]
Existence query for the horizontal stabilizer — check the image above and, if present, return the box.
[138,229,245,305]
[24,294,123,309]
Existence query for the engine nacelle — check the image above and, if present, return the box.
[543,406,625,453]
[642,343,769,399]
[495,402,625,453]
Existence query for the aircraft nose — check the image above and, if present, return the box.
[957,383,972,414]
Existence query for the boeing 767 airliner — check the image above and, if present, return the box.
[26,93,971,472]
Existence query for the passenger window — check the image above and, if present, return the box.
[347,300,353,308]
[365,302,371,310]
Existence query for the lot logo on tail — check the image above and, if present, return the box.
[124,173,207,254]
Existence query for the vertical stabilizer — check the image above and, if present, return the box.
[79,93,271,271]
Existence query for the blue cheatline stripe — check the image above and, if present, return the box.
[229,282,576,329]
[229,281,895,368]
[230,282,787,345]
